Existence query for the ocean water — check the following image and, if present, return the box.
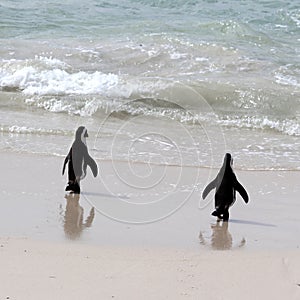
[0,0,300,170]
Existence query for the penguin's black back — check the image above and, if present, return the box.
[215,153,236,208]
[71,127,89,178]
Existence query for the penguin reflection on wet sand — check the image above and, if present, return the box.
[199,221,246,250]
[202,153,249,221]
[64,193,95,240]
[62,126,98,194]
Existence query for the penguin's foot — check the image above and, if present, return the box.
[65,184,73,192]
[212,210,229,221]
[212,210,222,218]
[65,182,80,194]
[211,210,219,217]
[65,181,74,190]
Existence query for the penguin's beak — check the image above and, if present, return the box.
[84,130,89,138]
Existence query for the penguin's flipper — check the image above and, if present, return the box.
[62,150,71,175]
[87,156,98,177]
[202,178,217,199]
[235,180,249,203]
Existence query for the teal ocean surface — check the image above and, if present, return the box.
[0,0,299,170]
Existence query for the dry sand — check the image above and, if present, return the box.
[0,237,300,300]
[0,152,300,299]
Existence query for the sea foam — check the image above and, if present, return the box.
[0,64,120,96]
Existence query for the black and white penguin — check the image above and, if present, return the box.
[202,153,249,221]
[62,126,98,194]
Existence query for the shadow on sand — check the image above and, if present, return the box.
[229,219,276,228]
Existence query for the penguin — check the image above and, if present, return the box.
[62,126,98,194]
[202,153,249,221]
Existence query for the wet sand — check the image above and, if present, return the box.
[0,152,300,299]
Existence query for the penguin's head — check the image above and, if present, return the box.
[83,128,88,138]
[224,153,232,167]
[75,126,89,143]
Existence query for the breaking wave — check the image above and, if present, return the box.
[0,54,299,138]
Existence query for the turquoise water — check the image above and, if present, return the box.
[0,0,300,170]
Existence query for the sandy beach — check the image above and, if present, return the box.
[1,0,300,298]
[1,237,300,300]
[0,151,300,299]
